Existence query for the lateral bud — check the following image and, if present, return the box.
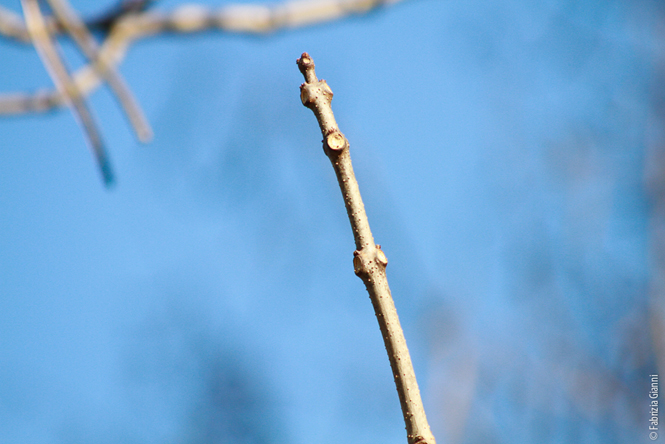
[325,131,347,152]
[297,52,317,83]
[353,251,363,276]
[409,435,428,444]
[299,83,315,107]
[299,81,333,108]
[353,244,388,278]
[376,244,388,267]
[353,248,373,278]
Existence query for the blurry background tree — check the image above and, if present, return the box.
[0,1,663,443]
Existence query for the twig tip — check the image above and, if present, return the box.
[297,52,317,83]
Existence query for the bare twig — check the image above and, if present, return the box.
[296,52,436,444]
[0,5,36,42]
[20,0,114,185]
[0,19,133,115]
[2,0,403,42]
[46,0,153,142]
[0,1,156,42]
[2,0,407,184]
[1,0,406,115]
[86,0,157,35]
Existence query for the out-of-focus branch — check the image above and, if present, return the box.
[296,52,436,444]
[1,0,406,115]
[1,0,407,184]
[46,0,152,142]
[0,1,156,42]
[85,0,157,36]
[0,21,132,115]
[1,0,404,42]
[20,0,114,185]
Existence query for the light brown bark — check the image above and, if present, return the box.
[297,52,436,444]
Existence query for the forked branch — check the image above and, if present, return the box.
[20,0,114,185]
[296,52,436,444]
[1,0,409,116]
[1,0,409,185]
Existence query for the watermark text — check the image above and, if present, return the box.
[650,374,659,440]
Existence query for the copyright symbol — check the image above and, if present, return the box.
[650,431,658,440]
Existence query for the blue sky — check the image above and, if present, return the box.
[0,1,660,443]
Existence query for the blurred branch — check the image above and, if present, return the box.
[0,1,155,42]
[1,0,406,116]
[0,22,132,115]
[46,0,153,142]
[85,0,157,36]
[20,0,114,185]
[296,52,436,444]
[1,0,406,184]
[1,0,403,42]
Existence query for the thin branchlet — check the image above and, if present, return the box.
[296,52,436,444]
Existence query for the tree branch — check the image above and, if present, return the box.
[0,19,133,115]
[1,0,408,116]
[296,52,436,444]
[46,0,153,142]
[20,0,114,185]
[1,0,409,184]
